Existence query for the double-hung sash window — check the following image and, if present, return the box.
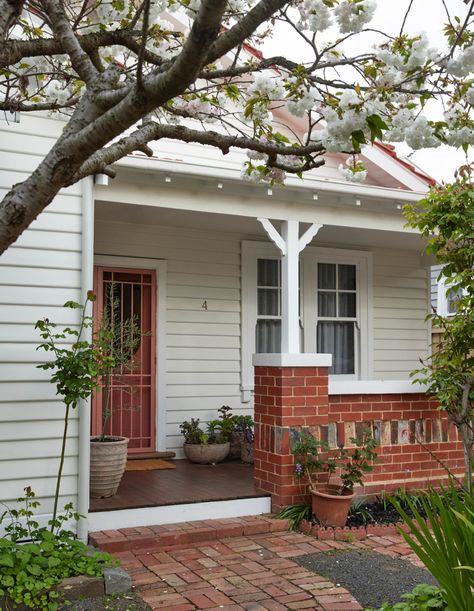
[240,241,371,399]
[316,263,357,375]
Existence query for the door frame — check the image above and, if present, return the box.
[94,255,167,453]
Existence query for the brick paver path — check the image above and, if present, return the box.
[93,516,421,611]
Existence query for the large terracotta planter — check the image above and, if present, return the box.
[310,484,355,528]
[184,442,230,464]
[90,436,129,498]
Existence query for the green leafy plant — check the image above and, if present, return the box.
[404,167,474,492]
[365,584,447,610]
[274,504,312,531]
[391,480,474,610]
[36,293,99,526]
[93,283,145,441]
[293,429,378,495]
[0,488,114,611]
[180,417,231,444]
[231,414,255,443]
[180,418,205,444]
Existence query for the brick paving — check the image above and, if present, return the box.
[92,516,422,611]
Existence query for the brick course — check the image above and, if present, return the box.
[254,365,464,510]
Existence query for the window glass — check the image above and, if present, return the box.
[317,321,355,374]
[256,259,281,353]
[316,262,357,375]
[256,320,282,353]
[318,263,336,289]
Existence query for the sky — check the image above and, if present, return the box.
[263,0,471,183]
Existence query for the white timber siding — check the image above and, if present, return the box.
[373,249,430,379]
[0,114,83,512]
[96,219,431,454]
[94,220,248,457]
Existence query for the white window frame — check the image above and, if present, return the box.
[241,241,372,399]
[437,275,464,317]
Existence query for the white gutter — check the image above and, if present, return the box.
[77,176,94,543]
[116,154,427,203]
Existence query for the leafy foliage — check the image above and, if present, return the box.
[273,504,312,531]
[391,481,474,610]
[365,584,447,610]
[0,488,114,611]
[293,429,378,494]
[404,168,474,491]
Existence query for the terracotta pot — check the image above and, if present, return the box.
[183,442,230,464]
[90,436,129,498]
[240,440,254,464]
[310,484,355,528]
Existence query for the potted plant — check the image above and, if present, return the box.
[294,430,378,527]
[237,417,255,464]
[180,417,231,464]
[217,405,255,462]
[89,285,144,498]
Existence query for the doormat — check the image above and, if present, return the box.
[295,549,437,608]
[126,459,176,471]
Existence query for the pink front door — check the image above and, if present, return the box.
[92,266,157,453]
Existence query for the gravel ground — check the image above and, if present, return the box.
[295,548,437,609]
[59,592,151,611]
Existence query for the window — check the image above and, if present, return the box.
[437,275,464,317]
[256,259,282,353]
[241,241,371,399]
[316,263,357,374]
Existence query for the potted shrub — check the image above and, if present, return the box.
[238,417,255,464]
[294,430,378,527]
[90,286,144,498]
[180,417,231,464]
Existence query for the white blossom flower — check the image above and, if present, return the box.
[298,0,332,32]
[248,74,285,100]
[287,87,321,117]
[334,0,375,34]
[404,116,440,149]
[43,79,71,105]
[467,85,474,105]
[446,44,474,77]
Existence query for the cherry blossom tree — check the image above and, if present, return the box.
[0,0,473,253]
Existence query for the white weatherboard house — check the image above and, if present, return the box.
[0,110,437,540]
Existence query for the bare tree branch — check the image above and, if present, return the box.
[71,122,325,181]
[39,0,99,83]
[0,0,25,40]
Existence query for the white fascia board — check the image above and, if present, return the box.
[115,154,425,204]
[362,145,432,192]
[253,353,333,367]
[328,379,427,395]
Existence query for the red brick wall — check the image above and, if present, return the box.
[328,393,464,495]
[254,365,464,511]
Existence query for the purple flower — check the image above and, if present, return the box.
[294,463,303,477]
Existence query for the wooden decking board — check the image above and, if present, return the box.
[89,459,267,512]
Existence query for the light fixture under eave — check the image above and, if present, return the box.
[397,204,402,210]
[267,187,273,196]
[313,193,319,200]
[94,173,109,186]
[355,198,361,207]
[165,175,171,183]
[217,182,223,189]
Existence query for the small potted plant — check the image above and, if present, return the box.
[294,430,378,527]
[180,417,231,464]
[237,417,255,464]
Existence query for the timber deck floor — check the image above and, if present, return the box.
[89,459,268,512]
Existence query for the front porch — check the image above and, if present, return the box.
[88,459,271,532]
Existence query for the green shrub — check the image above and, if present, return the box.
[365,584,447,610]
[0,488,115,611]
[391,481,474,610]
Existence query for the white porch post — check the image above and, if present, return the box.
[281,220,300,353]
[258,219,322,355]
